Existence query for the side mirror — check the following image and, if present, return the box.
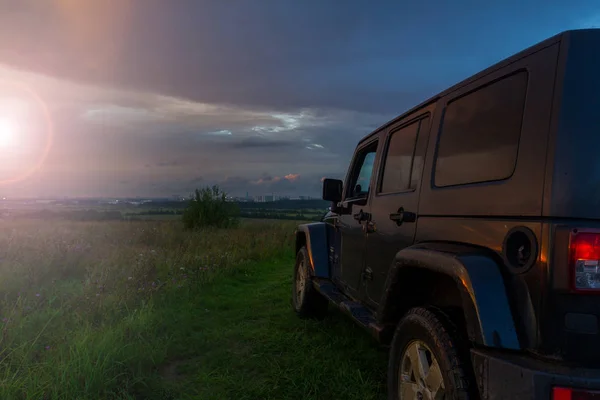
[322,178,343,203]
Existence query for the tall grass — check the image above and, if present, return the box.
[0,219,296,399]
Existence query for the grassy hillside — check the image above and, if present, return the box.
[0,219,386,399]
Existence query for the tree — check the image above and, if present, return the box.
[182,185,240,229]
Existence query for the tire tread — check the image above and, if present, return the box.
[388,307,477,400]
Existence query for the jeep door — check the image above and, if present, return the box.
[335,139,379,299]
[362,111,432,307]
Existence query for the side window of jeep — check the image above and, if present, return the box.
[434,71,528,187]
[347,142,378,199]
[379,120,421,194]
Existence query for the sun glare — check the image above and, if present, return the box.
[0,117,17,148]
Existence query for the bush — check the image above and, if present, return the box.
[182,185,240,229]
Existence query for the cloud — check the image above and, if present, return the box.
[231,137,295,149]
[207,130,232,136]
[284,173,300,182]
[253,174,282,185]
[1,1,579,115]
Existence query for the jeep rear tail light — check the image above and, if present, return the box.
[553,386,600,399]
[569,231,600,291]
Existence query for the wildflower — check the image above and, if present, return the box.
[2,318,7,323]
[35,293,40,297]
[45,346,51,350]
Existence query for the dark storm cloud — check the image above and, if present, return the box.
[230,137,295,149]
[1,0,594,114]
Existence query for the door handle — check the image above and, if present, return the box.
[353,209,370,223]
[389,207,416,226]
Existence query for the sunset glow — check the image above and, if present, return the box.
[0,117,17,149]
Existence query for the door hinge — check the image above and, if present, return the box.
[363,267,373,281]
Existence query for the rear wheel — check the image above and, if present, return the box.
[388,307,476,400]
[291,246,328,318]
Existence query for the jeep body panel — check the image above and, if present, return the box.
[332,138,381,299]
[472,348,600,399]
[544,30,600,220]
[414,218,542,350]
[295,222,330,278]
[417,42,559,217]
[540,220,600,365]
[362,106,435,308]
[378,243,520,349]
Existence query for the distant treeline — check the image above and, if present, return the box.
[6,199,330,222]
[132,209,183,216]
[238,211,322,222]
[19,209,124,221]
[236,199,329,210]
[131,199,329,211]
[130,208,323,222]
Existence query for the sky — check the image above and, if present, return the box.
[0,0,598,198]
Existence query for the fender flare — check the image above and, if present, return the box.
[295,222,330,278]
[379,243,521,350]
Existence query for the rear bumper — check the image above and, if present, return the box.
[472,348,600,399]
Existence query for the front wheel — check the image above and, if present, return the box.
[291,246,328,319]
[388,307,476,400]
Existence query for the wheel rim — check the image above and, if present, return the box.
[295,257,307,306]
[399,340,445,400]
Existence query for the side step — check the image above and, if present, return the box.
[312,278,393,343]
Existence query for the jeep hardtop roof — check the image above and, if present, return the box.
[357,29,583,145]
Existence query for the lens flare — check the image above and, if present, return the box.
[0,80,53,185]
[0,117,17,148]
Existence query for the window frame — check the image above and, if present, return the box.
[432,69,529,189]
[343,139,379,202]
[376,113,430,197]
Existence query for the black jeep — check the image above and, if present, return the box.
[292,29,600,399]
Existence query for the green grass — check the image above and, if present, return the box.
[0,219,387,399]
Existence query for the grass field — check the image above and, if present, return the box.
[0,219,386,399]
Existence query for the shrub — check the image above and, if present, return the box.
[182,185,240,229]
